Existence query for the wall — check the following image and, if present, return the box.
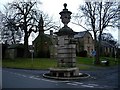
[83,32,94,56]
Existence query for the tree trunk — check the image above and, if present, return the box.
[94,33,100,65]
[95,42,100,65]
[96,31,102,64]
[24,29,30,58]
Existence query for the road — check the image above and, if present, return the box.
[2,66,119,89]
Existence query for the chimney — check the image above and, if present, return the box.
[50,30,53,36]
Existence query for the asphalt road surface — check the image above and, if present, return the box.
[2,66,119,89]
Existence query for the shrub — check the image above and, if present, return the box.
[79,50,87,57]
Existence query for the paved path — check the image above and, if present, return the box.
[2,66,119,89]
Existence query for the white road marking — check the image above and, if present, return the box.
[41,78,58,83]
[35,76,70,83]
[67,83,78,86]
[21,75,27,77]
[73,82,83,85]
[9,72,27,78]
[41,78,70,83]
[29,76,42,80]
[3,69,100,88]
[3,70,67,83]
[3,70,69,83]
[88,84,99,86]
[66,81,99,88]
[81,85,94,88]
[66,82,83,86]
[90,77,96,79]
[26,76,58,83]
[35,76,40,77]
[3,69,111,88]
[4,70,28,78]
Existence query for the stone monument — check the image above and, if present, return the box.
[43,3,90,79]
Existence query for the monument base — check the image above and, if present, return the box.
[43,67,90,80]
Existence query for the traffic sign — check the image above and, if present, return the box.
[91,51,96,56]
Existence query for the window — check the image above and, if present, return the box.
[87,46,90,53]
[88,37,90,43]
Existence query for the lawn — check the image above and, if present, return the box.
[2,57,119,70]
[2,58,57,69]
[76,57,119,66]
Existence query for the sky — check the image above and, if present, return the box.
[0,0,119,45]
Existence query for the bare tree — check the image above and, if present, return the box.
[1,9,22,44]
[35,13,60,34]
[101,33,114,41]
[2,18,22,44]
[8,0,41,57]
[4,0,60,57]
[73,2,120,64]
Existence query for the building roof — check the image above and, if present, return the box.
[8,44,24,49]
[101,41,114,48]
[33,33,52,45]
[74,31,88,38]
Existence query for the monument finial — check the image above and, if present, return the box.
[59,3,72,26]
[64,3,67,9]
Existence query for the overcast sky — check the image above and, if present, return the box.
[0,0,119,45]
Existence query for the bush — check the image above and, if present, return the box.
[77,50,87,57]
[36,50,50,58]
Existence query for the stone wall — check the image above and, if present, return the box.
[76,32,94,57]
[83,33,94,56]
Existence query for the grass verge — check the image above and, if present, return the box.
[2,58,57,69]
[2,57,119,70]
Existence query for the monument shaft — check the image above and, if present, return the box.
[57,36,76,67]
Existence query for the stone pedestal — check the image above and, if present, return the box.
[49,67,79,77]
[57,36,76,67]
[49,35,79,77]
